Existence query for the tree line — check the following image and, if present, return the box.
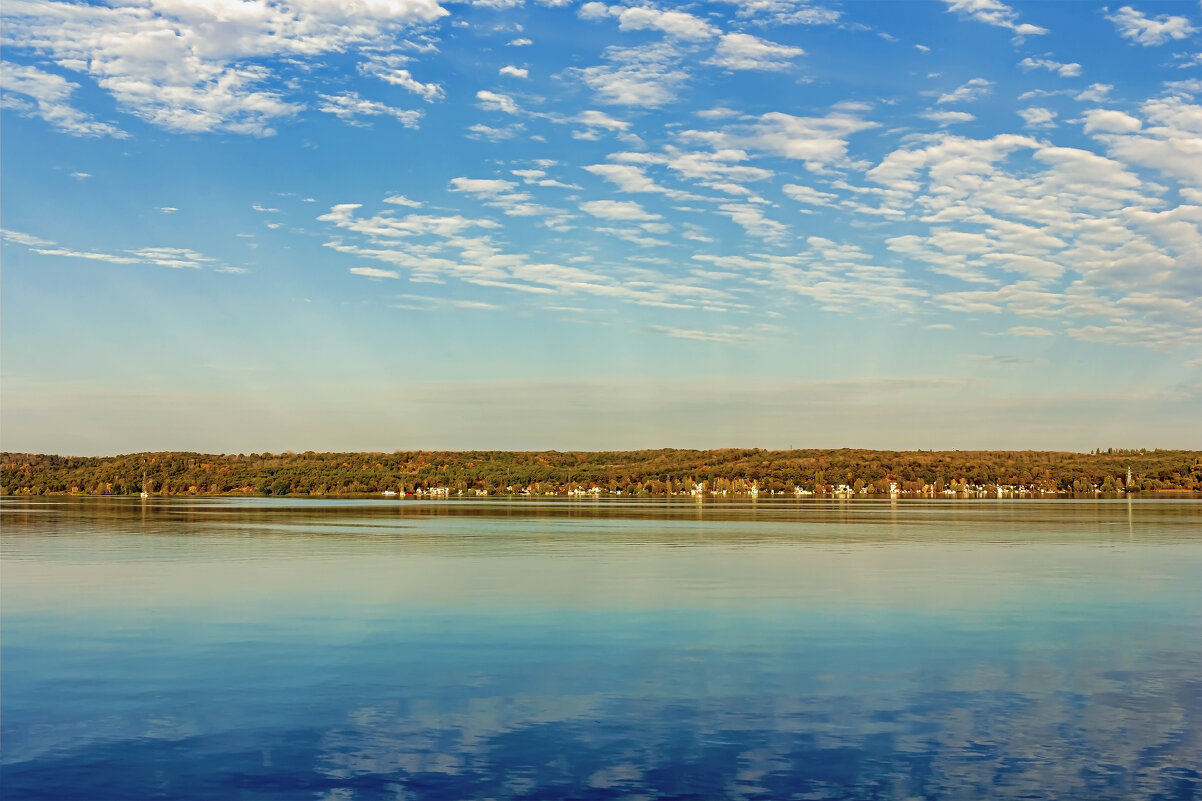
[3,448,1200,496]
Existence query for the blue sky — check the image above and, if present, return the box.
[2,0,1200,455]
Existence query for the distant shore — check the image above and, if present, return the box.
[5,448,1200,497]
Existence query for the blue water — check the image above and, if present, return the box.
[3,497,1200,800]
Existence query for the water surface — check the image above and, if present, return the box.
[3,496,1200,799]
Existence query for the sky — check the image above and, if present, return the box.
[1,0,1200,455]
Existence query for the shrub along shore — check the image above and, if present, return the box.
[3,448,1200,496]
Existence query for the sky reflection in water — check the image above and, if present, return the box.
[2,497,1200,800]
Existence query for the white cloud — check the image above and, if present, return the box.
[1008,325,1054,337]
[584,163,701,200]
[716,202,788,240]
[499,65,529,78]
[2,229,55,247]
[508,37,533,46]
[936,78,994,104]
[384,195,423,207]
[69,171,91,179]
[448,177,562,219]
[361,63,444,101]
[615,147,775,187]
[1163,78,1202,96]
[576,109,631,131]
[449,177,519,196]
[681,108,879,172]
[921,110,976,126]
[2,0,445,135]
[1082,109,1142,134]
[942,0,1047,36]
[584,4,720,40]
[579,199,661,220]
[707,0,841,26]
[1076,83,1113,102]
[1106,5,1196,46]
[1090,95,1202,184]
[511,169,579,189]
[646,325,747,344]
[1019,56,1082,77]
[392,294,500,311]
[782,183,837,205]
[476,90,521,114]
[573,43,690,107]
[350,266,400,278]
[159,206,178,214]
[1018,107,1057,128]
[864,128,1200,349]
[317,93,421,127]
[466,123,524,140]
[695,245,926,313]
[0,61,126,137]
[706,33,805,71]
[7,231,228,270]
[318,203,501,240]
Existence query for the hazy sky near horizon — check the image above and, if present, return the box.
[2,0,1200,455]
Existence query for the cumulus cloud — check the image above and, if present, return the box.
[614,147,775,191]
[936,78,994,104]
[1082,108,1142,134]
[576,109,631,132]
[579,199,661,220]
[680,107,879,172]
[448,177,562,219]
[863,127,1200,349]
[942,0,1047,36]
[715,202,789,240]
[476,90,521,115]
[922,110,976,126]
[317,93,422,127]
[707,0,841,26]
[1076,83,1113,102]
[1089,95,1202,184]
[2,0,445,135]
[782,183,838,205]
[449,177,519,196]
[499,65,529,78]
[0,61,126,137]
[1018,107,1057,128]
[466,123,524,141]
[585,163,701,200]
[1106,5,1196,46]
[573,43,691,107]
[580,3,719,40]
[706,33,805,71]
[1019,56,1082,77]
[360,62,444,101]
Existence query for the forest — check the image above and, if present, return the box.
[3,448,1200,496]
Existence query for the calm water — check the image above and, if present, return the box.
[2,496,1200,800]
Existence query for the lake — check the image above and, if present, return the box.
[2,496,1200,800]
